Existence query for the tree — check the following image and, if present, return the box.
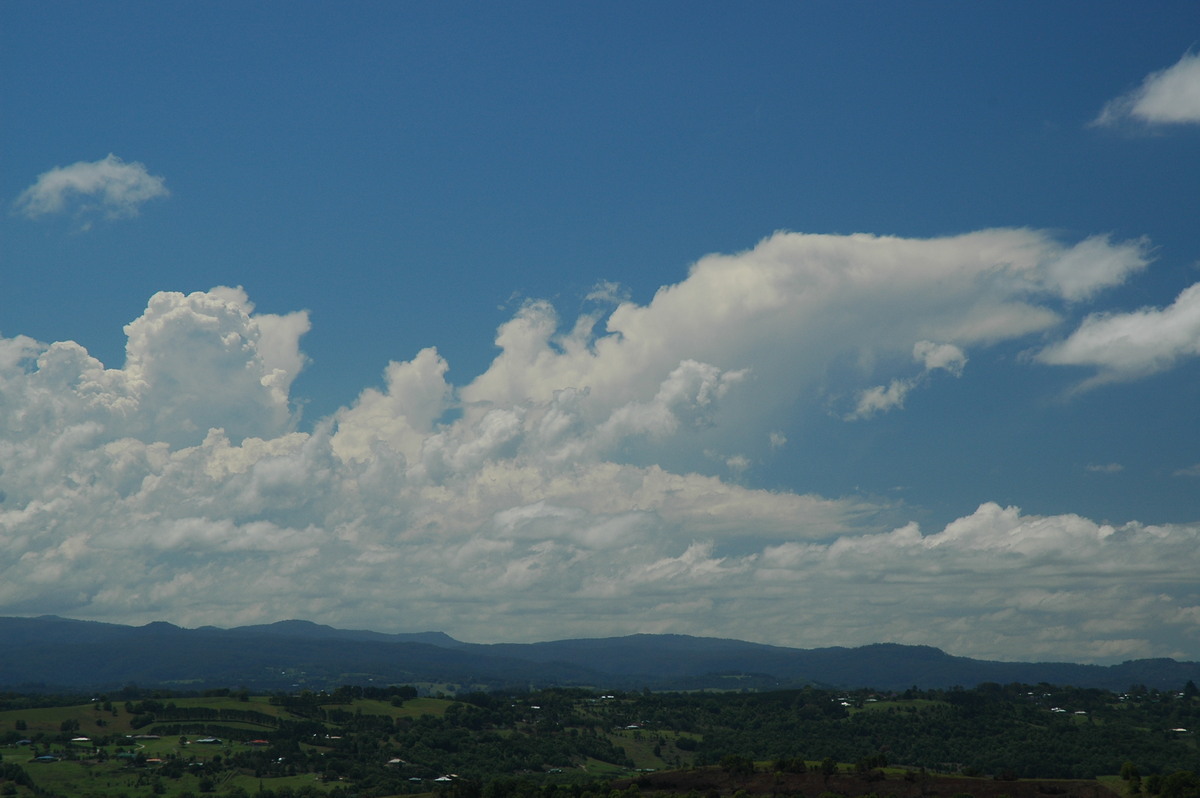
[719,755,755,777]
[773,757,806,774]
[1159,772,1199,798]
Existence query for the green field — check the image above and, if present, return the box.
[0,694,460,798]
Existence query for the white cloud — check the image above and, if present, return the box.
[756,503,1200,661]
[331,347,452,465]
[585,280,628,304]
[1086,463,1124,474]
[1094,52,1200,127]
[0,228,1194,664]
[0,287,308,476]
[1036,282,1200,388]
[914,341,967,376]
[725,454,751,474]
[14,154,169,222]
[848,379,912,420]
[463,229,1146,440]
[848,340,967,420]
[1036,235,1152,302]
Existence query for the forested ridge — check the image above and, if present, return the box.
[1,681,1197,798]
[6,618,1200,693]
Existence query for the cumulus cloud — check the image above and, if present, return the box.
[1093,52,1200,127]
[463,229,1146,444]
[14,154,169,223]
[914,340,968,376]
[1,228,1195,664]
[848,380,911,421]
[757,503,1200,662]
[848,340,967,420]
[0,287,308,464]
[1036,282,1200,388]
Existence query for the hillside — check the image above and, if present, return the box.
[2,616,1199,692]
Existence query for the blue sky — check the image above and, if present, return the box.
[2,1,1200,664]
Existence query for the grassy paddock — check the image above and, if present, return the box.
[0,693,460,798]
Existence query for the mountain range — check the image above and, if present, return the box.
[2,615,1197,693]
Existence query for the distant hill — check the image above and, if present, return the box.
[2,615,1197,693]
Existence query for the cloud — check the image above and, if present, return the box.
[757,503,1200,662]
[1038,235,1154,302]
[13,154,168,223]
[1174,464,1200,478]
[1036,282,1200,388]
[1093,52,1200,127]
[585,280,628,304]
[463,229,1146,443]
[847,340,967,420]
[848,380,911,420]
[0,228,1194,664]
[914,341,968,376]
[0,287,308,458]
[1086,463,1124,474]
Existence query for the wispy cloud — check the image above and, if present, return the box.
[585,280,628,305]
[1086,463,1124,474]
[14,154,169,224]
[1093,52,1200,127]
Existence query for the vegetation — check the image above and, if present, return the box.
[0,681,1196,798]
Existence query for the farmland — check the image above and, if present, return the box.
[1,682,1197,798]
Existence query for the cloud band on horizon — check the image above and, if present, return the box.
[0,228,1197,664]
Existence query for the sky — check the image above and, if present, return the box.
[2,1,1199,666]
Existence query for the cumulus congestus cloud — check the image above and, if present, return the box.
[1,229,1197,663]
